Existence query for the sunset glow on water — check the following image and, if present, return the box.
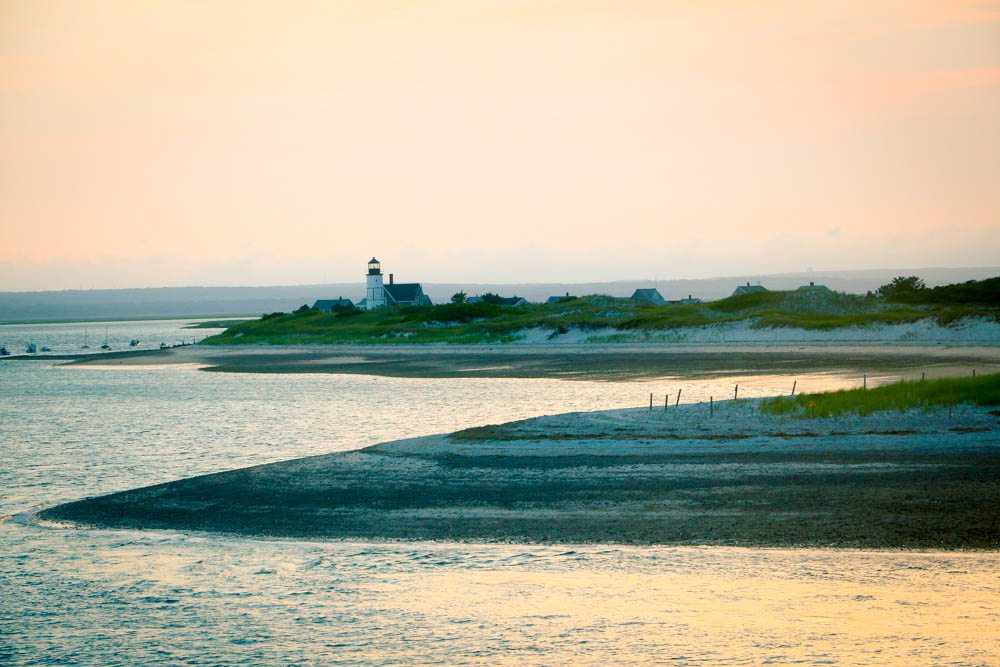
[2,322,998,664]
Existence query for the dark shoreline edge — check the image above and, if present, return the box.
[39,403,1000,550]
[47,343,1000,382]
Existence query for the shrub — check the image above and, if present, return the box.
[761,373,1000,418]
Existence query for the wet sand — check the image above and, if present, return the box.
[59,342,1000,381]
[42,401,1000,549]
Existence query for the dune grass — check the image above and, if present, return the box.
[201,291,997,346]
[761,373,1000,418]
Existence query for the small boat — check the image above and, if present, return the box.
[25,342,37,354]
[100,327,111,350]
[0,345,9,356]
[40,346,52,352]
[160,342,168,349]
[129,339,140,347]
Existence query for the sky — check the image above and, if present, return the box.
[1,0,998,291]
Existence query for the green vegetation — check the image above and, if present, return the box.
[877,275,1000,306]
[761,373,1000,418]
[201,283,999,346]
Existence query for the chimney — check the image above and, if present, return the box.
[565,292,569,297]
[389,273,394,285]
[747,281,750,286]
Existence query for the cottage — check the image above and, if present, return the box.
[467,295,528,306]
[797,281,831,292]
[631,288,666,305]
[361,258,433,310]
[312,297,354,313]
[732,282,768,297]
[675,294,702,305]
[546,292,575,304]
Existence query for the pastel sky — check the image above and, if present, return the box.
[1,0,998,290]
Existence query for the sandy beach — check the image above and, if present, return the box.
[41,399,1000,549]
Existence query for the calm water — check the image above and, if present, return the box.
[2,321,997,665]
[0,318,231,356]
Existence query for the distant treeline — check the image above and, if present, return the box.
[878,276,1000,305]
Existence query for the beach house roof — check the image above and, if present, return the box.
[499,296,528,307]
[546,293,575,305]
[384,283,432,306]
[797,281,831,292]
[732,282,768,296]
[675,295,702,305]
[631,288,666,304]
[312,298,354,312]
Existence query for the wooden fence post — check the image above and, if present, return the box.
[676,389,682,407]
[791,380,797,396]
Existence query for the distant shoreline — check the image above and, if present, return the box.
[39,341,1000,381]
[40,400,1000,549]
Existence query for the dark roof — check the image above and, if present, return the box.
[631,288,665,303]
[546,294,574,304]
[499,296,528,306]
[732,284,768,296]
[384,283,427,304]
[312,298,354,311]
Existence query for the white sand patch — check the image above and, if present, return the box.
[513,317,1000,345]
[370,400,1000,459]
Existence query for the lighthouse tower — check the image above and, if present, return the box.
[365,257,386,310]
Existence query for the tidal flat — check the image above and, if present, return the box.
[42,401,1000,549]
[63,341,1000,382]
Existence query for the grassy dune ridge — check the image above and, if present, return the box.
[203,290,998,345]
[762,373,1000,418]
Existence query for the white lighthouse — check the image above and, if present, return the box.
[365,257,386,310]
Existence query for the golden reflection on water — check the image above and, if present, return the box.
[384,548,1000,664]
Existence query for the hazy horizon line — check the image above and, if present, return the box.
[3,264,997,295]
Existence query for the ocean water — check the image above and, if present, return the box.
[1,321,997,665]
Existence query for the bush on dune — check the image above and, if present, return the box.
[762,373,1000,418]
